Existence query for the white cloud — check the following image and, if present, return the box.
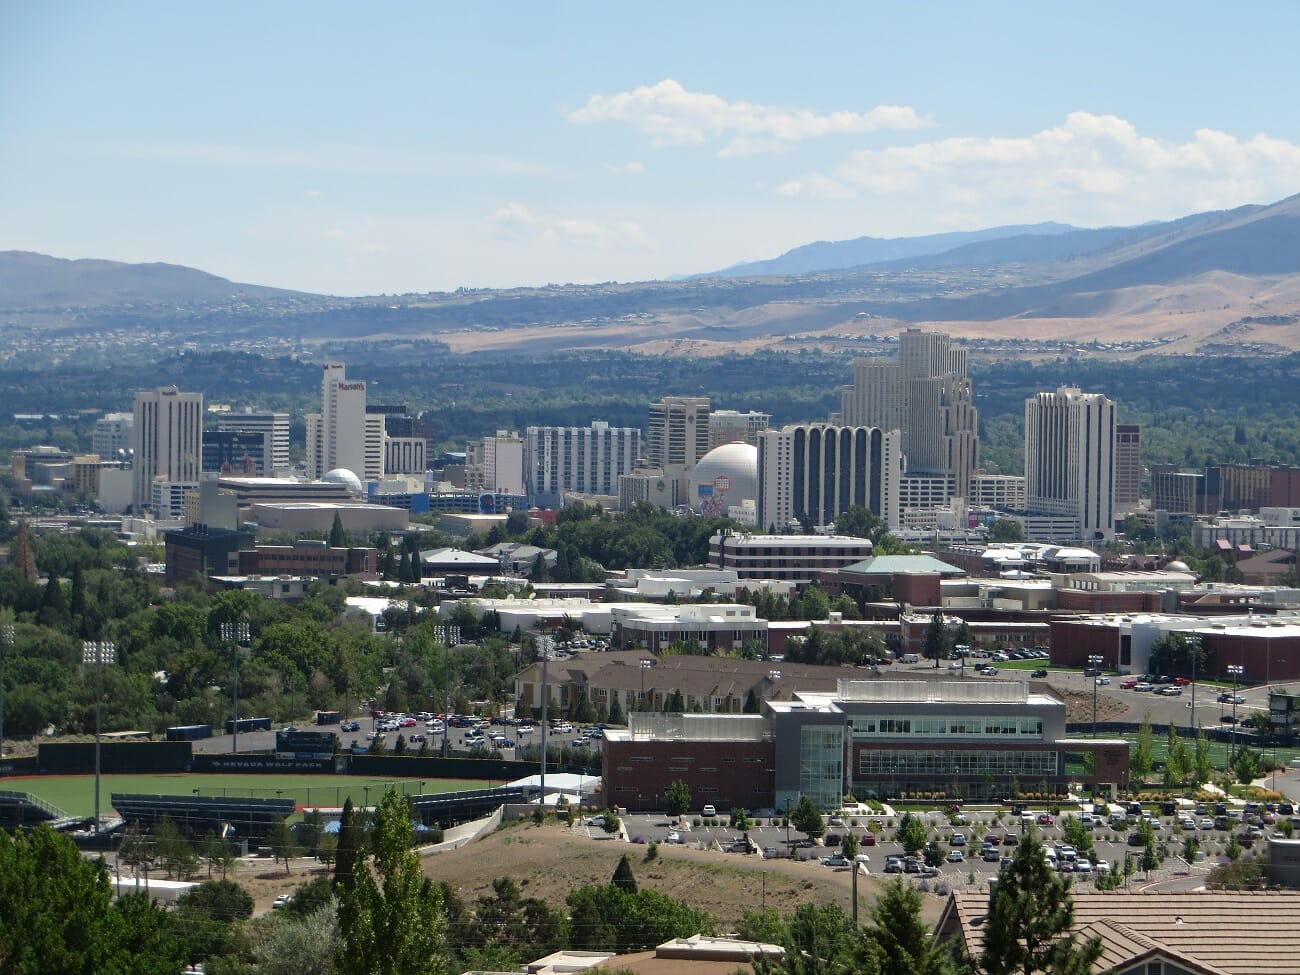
[779,112,1300,225]
[605,161,645,174]
[305,188,322,198]
[568,79,929,155]
[486,202,653,250]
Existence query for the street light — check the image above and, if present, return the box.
[0,620,14,760]
[1227,664,1244,765]
[220,621,250,753]
[639,660,655,712]
[1089,655,1104,738]
[82,640,116,835]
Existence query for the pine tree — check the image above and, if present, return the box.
[608,694,625,726]
[39,574,70,628]
[334,798,359,892]
[744,688,761,713]
[979,830,1102,975]
[329,512,346,548]
[611,853,638,893]
[862,878,955,975]
[70,563,87,619]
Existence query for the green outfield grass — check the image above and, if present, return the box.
[6,774,481,818]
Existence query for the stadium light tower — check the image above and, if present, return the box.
[220,621,251,752]
[82,640,116,835]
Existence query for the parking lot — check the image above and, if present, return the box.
[617,799,1282,887]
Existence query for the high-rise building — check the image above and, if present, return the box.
[1113,424,1141,510]
[92,412,134,461]
[839,329,978,502]
[526,421,641,507]
[202,430,265,476]
[756,423,902,533]
[133,386,203,511]
[1024,386,1116,541]
[646,396,710,469]
[466,431,526,495]
[216,411,290,474]
[305,364,379,482]
[708,410,770,450]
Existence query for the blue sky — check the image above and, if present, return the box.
[3,2,1300,295]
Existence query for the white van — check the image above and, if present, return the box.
[899,654,921,664]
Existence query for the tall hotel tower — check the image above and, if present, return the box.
[132,386,203,511]
[1025,386,1116,541]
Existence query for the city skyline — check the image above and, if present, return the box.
[4,3,1300,295]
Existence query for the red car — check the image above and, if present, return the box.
[1120,678,1139,689]
[1038,814,1055,826]
[1173,677,1191,686]
[861,832,877,846]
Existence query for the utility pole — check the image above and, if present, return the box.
[1089,655,1103,737]
[1228,664,1244,765]
[539,635,552,803]
[220,621,250,753]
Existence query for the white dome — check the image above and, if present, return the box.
[688,443,758,517]
[322,468,364,496]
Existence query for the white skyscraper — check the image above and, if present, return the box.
[1025,386,1117,541]
[132,386,203,511]
[305,364,379,482]
[646,396,710,469]
[92,412,134,460]
[525,421,641,506]
[757,423,902,533]
[466,431,526,496]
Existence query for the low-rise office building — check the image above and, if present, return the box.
[603,678,1128,812]
[709,532,876,584]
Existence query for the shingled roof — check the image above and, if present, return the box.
[937,891,1300,975]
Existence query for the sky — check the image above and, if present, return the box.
[4,2,1300,296]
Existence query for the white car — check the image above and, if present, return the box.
[1094,859,1112,873]
[1074,858,1092,873]
[666,830,683,844]
[1095,676,1110,685]
[272,894,291,909]
[701,804,717,817]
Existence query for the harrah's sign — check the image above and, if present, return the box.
[335,382,366,391]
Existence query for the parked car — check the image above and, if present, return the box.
[946,849,965,863]
[1095,676,1110,685]
[340,720,360,732]
[1031,668,1048,678]
[1158,686,1183,696]
[1120,678,1139,689]
[701,804,717,818]
[272,894,292,909]
[820,853,851,868]
[949,832,966,846]
[1038,814,1055,826]
[861,832,877,846]
[1134,682,1155,692]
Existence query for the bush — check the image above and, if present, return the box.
[645,841,659,861]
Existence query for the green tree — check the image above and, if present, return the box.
[334,797,360,892]
[840,832,859,861]
[895,811,929,856]
[1131,715,1155,783]
[979,830,1102,975]
[611,853,638,893]
[155,814,198,880]
[565,884,716,953]
[861,877,957,975]
[607,694,625,726]
[336,787,446,975]
[330,511,347,548]
[175,877,254,922]
[253,901,341,975]
[270,816,301,874]
[988,519,1024,542]
[665,780,691,818]
[923,611,949,668]
[0,823,187,975]
[790,794,825,840]
[1233,747,1262,783]
[1194,730,1214,786]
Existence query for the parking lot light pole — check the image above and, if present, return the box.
[1228,665,1244,765]
[1089,655,1103,738]
[220,621,250,753]
[82,640,116,835]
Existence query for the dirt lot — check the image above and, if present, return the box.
[224,820,950,928]
[417,820,949,930]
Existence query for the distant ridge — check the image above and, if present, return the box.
[0,251,310,310]
[710,222,1079,277]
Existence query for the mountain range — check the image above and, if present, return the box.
[3,192,1300,356]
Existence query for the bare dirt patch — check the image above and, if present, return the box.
[417,820,950,930]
